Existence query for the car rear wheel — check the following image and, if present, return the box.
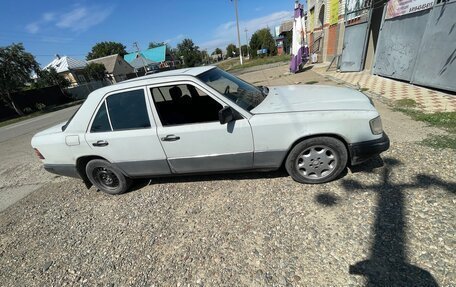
[285,137,348,184]
[86,159,131,195]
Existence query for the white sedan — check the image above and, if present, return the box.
[32,66,389,194]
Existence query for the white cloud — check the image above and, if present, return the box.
[25,5,114,34]
[164,34,185,45]
[26,22,40,34]
[56,6,114,32]
[43,12,55,22]
[199,11,293,53]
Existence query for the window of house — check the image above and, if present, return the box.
[150,84,223,126]
[77,74,86,83]
[105,89,151,131]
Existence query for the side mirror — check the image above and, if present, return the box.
[218,106,234,124]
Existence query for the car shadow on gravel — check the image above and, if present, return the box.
[317,156,455,287]
[127,169,290,193]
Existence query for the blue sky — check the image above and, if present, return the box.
[0,0,297,67]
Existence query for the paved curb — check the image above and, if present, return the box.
[312,67,456,113]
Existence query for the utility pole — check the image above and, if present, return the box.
[233,0,243,65]
[133,42,148,74]
[244,28,249,58]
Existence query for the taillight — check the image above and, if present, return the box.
[34,148,45,160]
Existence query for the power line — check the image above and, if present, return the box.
[34,54,86,57]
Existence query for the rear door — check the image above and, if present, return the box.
[148,81,254,174]
[85,87,170,177]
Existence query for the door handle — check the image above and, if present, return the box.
[161,134,180,141]
[92,140,109,147]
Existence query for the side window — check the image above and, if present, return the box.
[90,102,111,133]
[106,89,151,131]
[151,84,223,126]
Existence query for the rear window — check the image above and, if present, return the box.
[106,89,151,131]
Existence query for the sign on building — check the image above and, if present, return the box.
[385,0,434,19]
[345,0,372,20]
[309,8,315,31]
[329,0,340,25]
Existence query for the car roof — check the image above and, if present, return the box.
[86,65,216,100]
[123,65,215,83]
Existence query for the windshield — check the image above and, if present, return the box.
[197,67,266,111]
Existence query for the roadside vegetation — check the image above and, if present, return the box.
[0,100,83,128]
[394,99,456,149]
[216,54,291,71]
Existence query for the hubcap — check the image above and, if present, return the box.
[94,167,119,189]
[296,145,337,179]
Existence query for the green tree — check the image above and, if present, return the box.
[83,63,106,81]
[148,41,165,49]
[226,43,238,57]
[213,48,223,55]
[241,45,249,57]
[249,28,277,58]
[34,67,70,89]
[86,42,127,60]
[176,38,202,67]
[0,43,39,115]
[148,42,172,52]
[283,31,292,54]
[211,48,223,61]
[249,32,261,58]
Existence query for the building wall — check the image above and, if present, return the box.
[112,55,135,79]
[305,0,348,63]
[62,71,80,87]
[326,24,338,59]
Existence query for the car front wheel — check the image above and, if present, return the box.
[285,137,348,184]
[86,159,131,195]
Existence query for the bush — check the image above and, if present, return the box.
[23,107,33,114]
[35,103,46,111]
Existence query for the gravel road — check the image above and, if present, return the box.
[0,105,80,211]
[0,66,454,286]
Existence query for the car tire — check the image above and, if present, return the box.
[285,137,348,184]
[85,159,131,195]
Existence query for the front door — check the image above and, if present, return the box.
[148,82,254,174]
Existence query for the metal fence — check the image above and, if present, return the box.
[373,0,456,92]
[411,0,456,91]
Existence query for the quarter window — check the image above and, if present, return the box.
[90,103,111,133]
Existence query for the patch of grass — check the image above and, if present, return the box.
[393,98,456,149]
[421,135,456,150]
[394,98,418,108]
[305,81,319,85]
[397,109,456,133]
[217,54,291,71]
[215,58,240,71]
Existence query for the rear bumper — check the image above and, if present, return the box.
[348,133,390,165]
[44,164,80,179]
